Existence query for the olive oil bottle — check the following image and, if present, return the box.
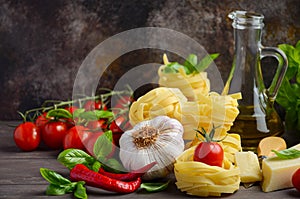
[227,11,288,152]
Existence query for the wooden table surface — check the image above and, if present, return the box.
[1,121,300,199]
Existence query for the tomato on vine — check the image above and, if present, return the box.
[13,122,40,151]
[42,121,68,150]
[35,112,49,132]
[64,106,78,114]
[193,126,224,167]
[63,125,91,150]
[84,100,107,111]
[87,119,108,131]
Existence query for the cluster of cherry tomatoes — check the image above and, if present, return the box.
[13,95,133,157]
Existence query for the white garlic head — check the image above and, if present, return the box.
[119,115,184,180]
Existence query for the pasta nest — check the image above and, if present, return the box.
[174,134,241,197]
[129,87,241,140]
[158,66,210,101]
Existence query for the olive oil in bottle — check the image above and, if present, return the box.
[227,11,288,152]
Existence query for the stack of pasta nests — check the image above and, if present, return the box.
[128,54,243,197]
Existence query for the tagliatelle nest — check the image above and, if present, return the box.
[129,86,241,140]
[174,145,241,197]
[158,66,210,101]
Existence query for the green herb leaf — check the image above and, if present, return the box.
[73,108,85,118]
[57,149,94,170]
[94,110,114,119]
[140,180,170,192]
[165,62,188,74]
[45,184,75,195]
[93,131,113,160]
[74,181,87,199]
[79,111,98,120]
[47,108,73,119]
[194,53,219,72]
[91,160,102,172]
[272,148,300,159]
[101,158,125,173]
[40,168,71,185]
[184,54,198,74]
[276,40,300,131]
[162,53,219,75]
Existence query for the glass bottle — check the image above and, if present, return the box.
[227,11,288,152]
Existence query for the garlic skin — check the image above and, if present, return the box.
[119,115,184,180]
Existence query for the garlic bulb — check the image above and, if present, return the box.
[119,115,184,180]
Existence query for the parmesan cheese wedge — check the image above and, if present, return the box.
[234,151,262,183]
[261,143,300,192]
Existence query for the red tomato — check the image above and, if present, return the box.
[87,119,108,131]
[63,126,91,150]
[109,116,126,133]
[84,100,107,111]
[193,141,224,167]
[35,112,49,132]
[41,121,68,150]
[292,168,300,192]
[109,116,132,146]
[13,122,40,151]
[84,132,104,156]
[64,106,78,114]
[84,132,115,158]
[113,95,133,109]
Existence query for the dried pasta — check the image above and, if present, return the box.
[174,143,241,197]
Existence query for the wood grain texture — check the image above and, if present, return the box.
[0,121,300,198]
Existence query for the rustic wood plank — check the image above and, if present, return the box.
[1,121,300,198]
[0,159,68,185]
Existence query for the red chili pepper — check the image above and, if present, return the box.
[70,164,141,194]
[98,162,157,181]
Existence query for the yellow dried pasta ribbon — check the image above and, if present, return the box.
[174,145,240,197]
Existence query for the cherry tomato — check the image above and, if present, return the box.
[41,121,68,150]
[109,116,126,133]
[64,106,78,114]
[292,168,300,192]
[63,126,91,150]
[87,119,108,131]
[84,132,115,158]
[109,116,132,146]
[84,100,107,111]
[35,112,49,132]
[84,132,104,156]
[193,141,224,167]
[113,95,133,109]
[13,122,40,151]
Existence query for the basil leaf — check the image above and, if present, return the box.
[140,180,170,192]
[74,181,87,199]
[272,148,300,159]
[165,62,187,74]
[45,184,74,196]
[57,149,94,170]
[93,131,113,160]
[94,110,114,119]
[195,53,219,72]
[73,108,85,118]
[47,108,73,119]
[91,160,102,172]
[79,111,98,120]
[40,168,71,185]
[101,158,125,173]
[184,54,198,74]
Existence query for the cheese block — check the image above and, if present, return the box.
[234,151,262,183]
[261,143,300,192]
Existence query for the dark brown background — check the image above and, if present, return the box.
[0,0,299,120]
